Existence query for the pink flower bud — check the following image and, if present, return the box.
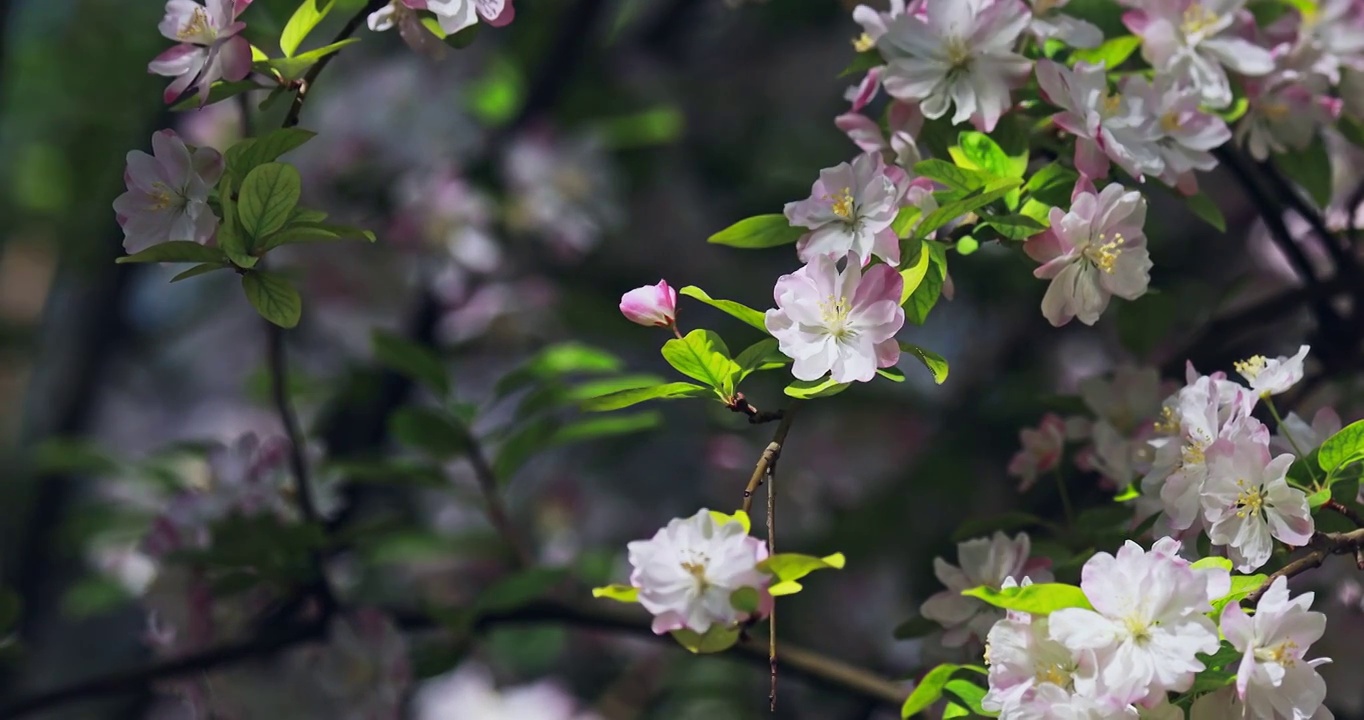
[619,280,677,328]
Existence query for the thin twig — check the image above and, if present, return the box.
[1247,528,1364,605]
[281,0,388,130]
[0,599,908,718]
[463,429,533,568]
[742,404,799,516]
[728,393,786,424]
[767,431,779,713]
[1326,500,1364,527]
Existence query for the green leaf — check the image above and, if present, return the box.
[170,80,263,110]
[941,702,968,719]
[373,330,450,397]
[592,584,639,603]
[671,625,741,654]
[31,438,122,476]
[549,412,662,445]
[1307,486,1332,508]
[981,213,1046,240]
[1070,35,1142,67]
[280,0,334,56]
[493,418,558,481]
[944,679,989,716]
[1192,557,1233,572]
[954,131,1014,179]
[917,178,1022,238]
[226,128,316,176]
[595,105,685,149]
[730,586,760,613]
[707,214,804,249]
[733,338,788,384]
[954,236,979,255]
[445,21,481,48]
[579,382,710,411]
[759,552,845,595]
[495,343,622,398]
[678,286,768,333]
[267,38,360,81]
[388,406,469,459]
[466,57,526,125]
[1023,163,1078,208]
[877,366,906,382]
[1183,192,1227,232]
[902,245,947,325]
[241,271,302,328]
[892,206,923,239]
[170,262,231,283]
[566,375,670,403]
[218,173,256,269]
[661,329,740,397]
[961,582,1093,614]
[475,568,569,612]
[784,376,849,399]
[238,163,302,241]
[902,664,961,718]
[1275,135,1333,208]
[839,49,883,78]
[711,509,752,533]
[116,241,227,265]
[892,615,939,639]
[912,159,995,191]
[1212,574,1268,615]
[1319,420,1364,473]
[258,222,376,250]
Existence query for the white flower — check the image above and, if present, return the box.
[1048,539,1223,705]
[764,253,904,384]
[369,0,513,36]
[1121,72,1232,192]
[922,532,1052,647]
[413,663,599,720]
[626,509,771,635]
[1235,345,1310,397]
[1271,407,1342,457]
[112,129,223,253]
[876,0,1032,131]
[1024,183,1152,327]
[1237,69,1340,161]
[504,131,621,254]
[983,614,1094,714]
[1125,0,1275,108]
[1026,0,1103,48]
[1220,577,1332,720]
[1201,437,1313,572]
[784,152,908,265]
[1035,60,1165,180]
[1079,366,1165,434]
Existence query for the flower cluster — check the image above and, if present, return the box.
[980,540,1332,719]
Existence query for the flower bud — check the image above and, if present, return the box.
[619,280,677,328]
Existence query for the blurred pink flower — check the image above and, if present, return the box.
[1008,413,1066,491]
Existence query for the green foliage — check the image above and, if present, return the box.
[952,132,1014,181]
[900,342,949,384]
[661,330,740,399]
[116,241,228,265]
[1319,420,1364,474]
[262,38,360,81]
[784,376,850,399]
[903,242,947,324]
[1183,192,1227,232]
[707,214,805,249]
[238,162,302,241]
[729,586,761,613]
[257,221,376,251]
[917,178,1022,239]
[1211,574,1268,615]
[592,584,639,603]
[495,343,622,398]
[678,286,769,333]
[892,206,923,239]
[912,159,997,191]
[839,49,883,77]
[174,514,326,589]
[1275,135,1333,208]
[579,382,710,411]
[466,57,526,125]
[962,582,1093,614]
[226,128,317,176]
[171,262,231,282]
[389,406,469,459]
[979,213,1045,240]
[372,330,450,397]
[671,625,741,654]
[902,664,969,718]
[944,678,989,716]
[170,80,264,111]
[30,438,122,476]
[280,0,334,56]
[241,271,302,328]
[732,338,789,385]
[475,568,570,612]
[758,552,845,595]
[1070,35,1142,68]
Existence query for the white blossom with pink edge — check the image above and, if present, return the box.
[1008,413,1067,491]
[619,280,678,328]
[1034,60,1165,181]
[113,129,223,254]
[1048,538,1225,705]
[921,532,1052,647]
[1271,407,1342,457]
[835,101,923,172]
[369,0,514,37]
[149,0,254,106]
[1235,345,1310,397]
[1122,0,1274,109]
[1121,72,1232,193]
[1024,182,1152,327]
[413,663,600,720]
[1237,69,1341,161]
[1201,436,1313,572]
[764,253,904,384]
[784,152,908,265]
[1220,576,1333,720]
[625,509,772,635]
[876,0,1033,132]
[982,609,1098,715]
[1025,0,1103,48]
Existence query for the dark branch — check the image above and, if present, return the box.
[1247,528,1364,605]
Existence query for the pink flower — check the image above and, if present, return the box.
[921,532,1053,647]
[148,0,254,106]
[1034,60,1164,181]
[1123,0,1274,109]
[877,0,1032,131]
[1009,413,1067,491]
[1201,436,1313,572]
[368,0,515,54]
[112,129,223,253]
[1219,577,1331,720]
[1237,70,1341,160]
[1121,72,1231,193]
[834,101,923,171]
[1025,0,1103,48]
[764,253,904,384]
[1234,345,1310,397]
[618,280,678,328]
[1024,182,1152,327]
[784,152,908,265]
[308,610,412,719]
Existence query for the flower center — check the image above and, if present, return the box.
[177,7,216,42]
[1153,406,1179,435]
[1160,111,1183,133]
[1255,639,1300,666]
[829,187,855,221]
[1234,355,1267,380]
[680,559,711,592]
[1235,479,1266,518]
[1123,615,1153,645]
[1099,91,1123,118]
[1181,444,1205,467]
[1034,662,1071,688]
[1084,232,1125,273]
[852,32,875,53]
[1181,4,1220,38]
[819,295,855,338]
[148,182,176,212]
[1261,101,1291,122]
[944,36,972,71]
[1033,0,1062,14]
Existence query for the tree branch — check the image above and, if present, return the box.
[742,404,799,516]
[0,599,907,718]
[462,428,533,568]
[282,0,388,130]
[1247,528,1364,605]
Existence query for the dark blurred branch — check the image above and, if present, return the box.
[282,0,388,130]
[1247,528,1364,605]
[462,428,533,567]
[728,393,786,424]
[1261,156,1361,276]
[0,598,907,718]
[742,404,798,516]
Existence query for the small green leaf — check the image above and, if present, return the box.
[31,438,122,476]
[903,244,946,324]
[595,105,685,150]
[116,241,226,265]
[241,271,302,328]
[954,131,1013,179]
[388,406,469,459]
[1275,135,1333,208]
[549,412,662,445]
[466,57,526,126]
[838,49,882,78]
[1024,163,1078,208]
[941,701,968,719]
[1070,35,1142,67]
[280,0,335,56]
[708,214,804,249]
[897,344,948,384]
[495,343,622,397]
[579,382,710,411]
[1183,192,1227,232]
[710,509,752,533]
[1319,420,1364,473]
[170,262,230,283]
[944,679,989,716]
[238,163,302,241]
[267,38,360,81]
[918,178,1022,238]
[170,80,263,110]
[912,159,995,191]
[592,584,640,603]
[784,377,849,399]
[373,330,450,397]
[733,338,788,385]
[1211,574,1268,615]
[1191,557,1233,572]
[902,664,961,718]
[671,625,741,654]
[962,582,1093,614]
[661,329,741,397]
[954,236,979,255]
[981,213,1046,240]
[493,418,558,481]
[892,206,923,239]
[759,552,845,595]
[259,222,376,250]
[678,286,768,333]
[877,366,906,382]
[730,586,760,613]
[226,128,316,176]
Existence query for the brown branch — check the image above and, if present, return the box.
[767,427,780,712]
[727,393,786,424]
[281,0,387,130]
[462,429,533,568]
[0,599,907,718]
[741,404,799,515]
[1247,528,1364,605]
[1326,500,1364,527]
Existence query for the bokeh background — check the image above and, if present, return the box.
[2,0,1364,718]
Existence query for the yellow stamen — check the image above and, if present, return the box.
[1235,355,1267,380]
[1100,92,1123,117]
[944,36,972,70]
[819,295,854,338]
[1160,111,1182,133]
[148,182,175,212]
[1124,616,1153,644]
[1085,232,1125,273]
[1235,479,1266,518]
[1154,406,1179,435]
[1255,639,1299,666]
[829,187,855,220]
[177,7,214,41]
[1181,4,1220,37]
[1035,662,1070,687]
[852,32,875,53]
[1182,444,1205,466]
[1261,101,1291,122]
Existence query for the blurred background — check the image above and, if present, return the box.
[2,0,1364,718]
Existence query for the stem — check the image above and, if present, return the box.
[462,429,533,568]
[1246,528,1364,605]
[1326,500,1364,528]
[281,0,388,130]
[742,404,799,516]
[1264,397,1319,486]
[767,432,779,712]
